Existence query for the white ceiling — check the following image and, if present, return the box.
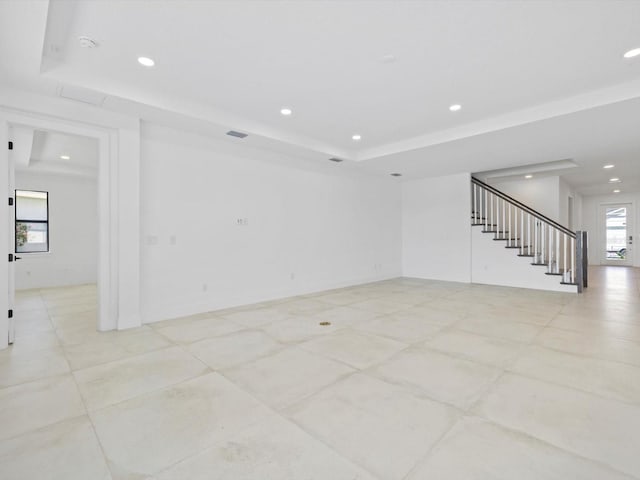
[28,130,98,177]
[1,0,639,194]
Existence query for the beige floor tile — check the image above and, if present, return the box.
[0,375,86,441]
[474,373,640,477]
[224,347,354,409]
[154,414,376,480]
[74,346,209,410]
[549,315,640,343]
[46,303,97,317]
[154,316,244,343]
[6,330,60,354]
[455,315,542,343]
[49,310,97,330]
[0,346,70,388]
[261,315,346,343]
[63,327,172,370]
[13,314,54,337]
[299,329,407,369]
[313,291,369,306]
[424,329,524,367]
[288,373,458,479]
[220,308,293,328]
[372,347,500,409]
[90,372,272,478]
[310,305,381,328]
[353,313,444,343]
[394,304,468,326]
[407,416,635,480]
[272,298,333,315]
[535,326,640,367]
[0,416,111,480]
[508,345,640,404]
[350,298,412,314]
[187,330,284,370]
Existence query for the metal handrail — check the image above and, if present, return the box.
[471,177,576,239]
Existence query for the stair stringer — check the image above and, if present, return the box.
[471,227,577,293]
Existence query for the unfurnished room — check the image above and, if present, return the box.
[0,1,640,479]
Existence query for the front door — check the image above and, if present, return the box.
[601,203,633,266]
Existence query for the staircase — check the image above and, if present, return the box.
[471,177,587,293]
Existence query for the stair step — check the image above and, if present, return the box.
[517,254,535,257]
[560,281,579,286]
[531,263,549,266]
[505,245,531,249]
[493,237,520,241]
[545,272,563,276]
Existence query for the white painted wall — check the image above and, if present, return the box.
[140,124,402,323]
[581,191,640,267]
[489,176,560,222]
[14,172,98,289]
[471,227,577,293]
[402,172,471,282]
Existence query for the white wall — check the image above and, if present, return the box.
[581,191,640,267]
[489,176,560,222]
[402,172,471,282]
[14,172,98,289]
[140,124,402,322]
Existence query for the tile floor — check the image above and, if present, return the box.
[1,266,639,479]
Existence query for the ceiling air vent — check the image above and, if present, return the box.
[328,157,343,163]
[226,130,248,139]
[390,173,402,177]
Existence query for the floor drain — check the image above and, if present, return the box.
[319,321,331,326]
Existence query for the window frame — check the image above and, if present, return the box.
[15,189,50,254]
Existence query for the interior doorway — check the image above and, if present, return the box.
[600,203,633,266]
[10,126,99,344]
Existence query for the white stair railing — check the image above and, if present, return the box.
[471,177,584,289]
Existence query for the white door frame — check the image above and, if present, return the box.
[599,202,634,266]
[1,107,140,348]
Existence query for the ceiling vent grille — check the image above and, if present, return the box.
[328,157,343,163]
[226,130,248,139]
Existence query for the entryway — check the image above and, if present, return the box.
[601,203,634,266]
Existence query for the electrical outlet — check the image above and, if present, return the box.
[169,235,177,245]
[236,218,249,226]
[202,283,208,292]
[146,235,158,246]
[290,273,296,280]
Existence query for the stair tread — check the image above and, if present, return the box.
[531,262,549,266]
[517,254,535,257]
[545,272,564,276]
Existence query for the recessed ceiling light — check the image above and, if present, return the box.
[449,104,462,112]
[613,189,621,193]
[137,56,155,67]
[525,174,533,179]
[609,177,620,183]
[603,164,615,169]
[390,173,402,177]
[380,54,397,64]
[60,155,70,160]
[280,108,292,116]
[623,47,640,59]
[352,134,361,141]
